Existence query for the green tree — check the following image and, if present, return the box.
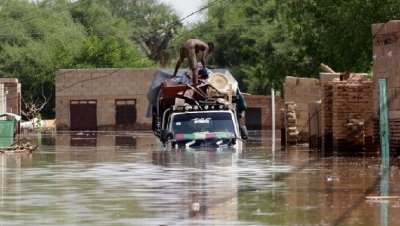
[0,0,168,118]
[171,0,400,95]
[97,0,183,62]
[172,0,282,94]
[74,31,154,68]
[0,0,87,118]
[276,0,400,76]
[67,0,133,44]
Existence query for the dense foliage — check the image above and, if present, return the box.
[1,0,400,118]
[171,0,400,94]
[0,0,176,118]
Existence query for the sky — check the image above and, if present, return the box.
[161,0,203,24]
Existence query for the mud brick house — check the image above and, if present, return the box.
[55,68,278,131]
[372,20,400,155]
[281,72,379,152]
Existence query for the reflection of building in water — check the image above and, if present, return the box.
[1,153,28,220]
[55,133,155,162]
[243,130,282,149]
[69,133,98,146]
[1,154,4,222]
[151,151,238,221]
[115,136,136,147]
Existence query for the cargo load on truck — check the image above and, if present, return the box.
[146,68,248,149]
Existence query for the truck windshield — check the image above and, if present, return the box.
[171,112,236,139]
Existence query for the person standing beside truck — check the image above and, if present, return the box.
[172,39,214,85]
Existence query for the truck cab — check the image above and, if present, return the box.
[160,104,248,149]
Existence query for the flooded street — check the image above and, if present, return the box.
[1,130,400,225]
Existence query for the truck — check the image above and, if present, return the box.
[146,69,248,150]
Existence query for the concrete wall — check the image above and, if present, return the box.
[283,76,320,142]
[55,68,157,130]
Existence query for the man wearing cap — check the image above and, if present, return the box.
[172,39,214,84]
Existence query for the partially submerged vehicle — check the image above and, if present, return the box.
[147,69,248,150]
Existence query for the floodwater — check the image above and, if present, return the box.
[1,131,400,226]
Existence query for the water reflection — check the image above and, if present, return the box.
[380,167,389,226]
[152,150,239,221]
[0,131,399,225]
[70,133,97,146]
[115,136,137,147]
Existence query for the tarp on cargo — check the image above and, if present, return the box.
[146,69,245,118]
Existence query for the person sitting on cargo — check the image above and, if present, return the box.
[172,39,214,85]
[173,62,210,85]
[197,62,213,79]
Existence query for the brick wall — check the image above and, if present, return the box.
[320,79,376,152]
[0,78,21,116]
[372,20,400,155]
[331,81,374,151]
[283,76,320,142]
[55,68,157,130]
[244,95,284,129]
[320,83,333,150]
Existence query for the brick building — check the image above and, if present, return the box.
[55,68,279,131]
[0,78,21,116]
[281,73,378,152]
[55,68,157,131]
[244,95,283,130]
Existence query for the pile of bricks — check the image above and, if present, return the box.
[285,102,299,144]
[346,115,365,147]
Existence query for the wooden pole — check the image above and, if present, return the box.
[320,63,335,73]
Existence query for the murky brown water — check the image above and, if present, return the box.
[1,131,400,226]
